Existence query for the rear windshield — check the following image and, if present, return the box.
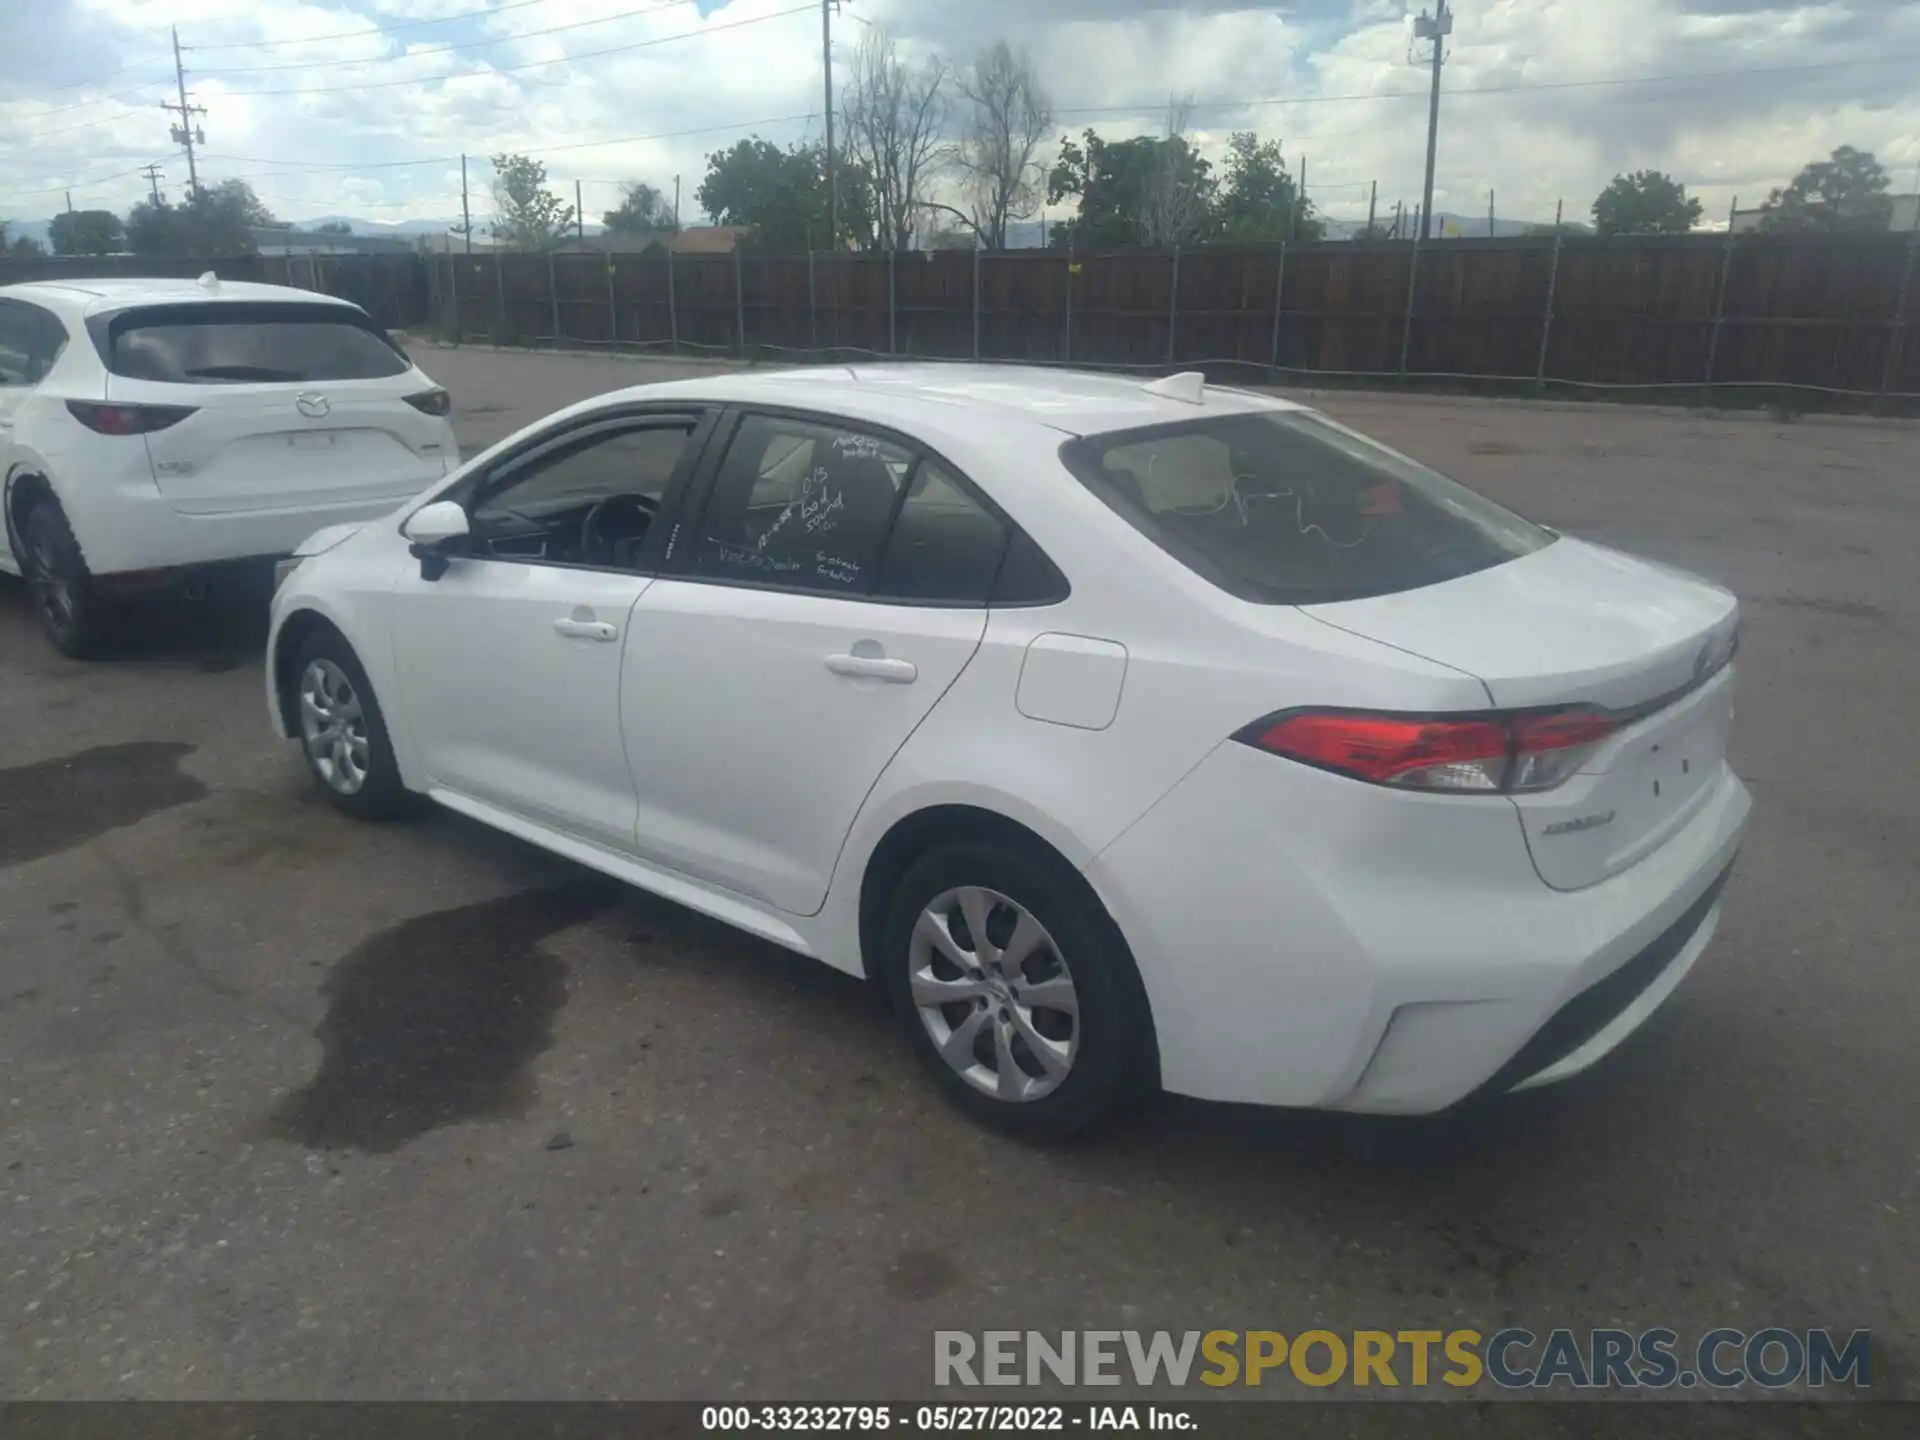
[99,302,411,385]
[1059,410,1552,604]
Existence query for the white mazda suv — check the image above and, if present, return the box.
[0,275,457,656]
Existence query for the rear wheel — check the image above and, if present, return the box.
[291,630,414,820]
[21,501,110,659]
[881,841,1156,1141]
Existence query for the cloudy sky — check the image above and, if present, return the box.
[4,0,1917,232]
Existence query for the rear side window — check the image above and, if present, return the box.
[99,302,410,384]
[0,301,67,387]
[875,461,1009,603]
[1059,411,1552,604]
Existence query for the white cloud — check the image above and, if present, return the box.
[3,0,1915,232]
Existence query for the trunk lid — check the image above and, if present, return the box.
[1305,536,1741,891]
[111,372,452,516]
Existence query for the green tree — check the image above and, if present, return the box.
[1216,132,1321,242]
[126,181,274,256]
[603,181,678,234]
[1047,125,1217,248]
[8,234,47,259]
[49,209,125,255]
[313,220,353,235]
[488,153,575,251]
[1591,171,1703,235]
[697,138,875,251]
[1758,146,1894,233]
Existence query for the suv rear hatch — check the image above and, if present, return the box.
[1304,537,1740,891]
[94,300,452,516]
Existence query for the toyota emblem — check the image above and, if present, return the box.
[296,392,331,419]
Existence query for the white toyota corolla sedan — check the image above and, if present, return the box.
[266,364,1749,1137]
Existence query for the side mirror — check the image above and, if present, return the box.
[402,500,470,581]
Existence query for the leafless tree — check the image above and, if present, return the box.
[843,25,949,251]
[1139,96,1215,247]
[948,40,1052,249]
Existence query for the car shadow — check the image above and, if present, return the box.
[0,571,270,671]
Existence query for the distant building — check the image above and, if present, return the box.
[250,226,417,256]
[1730,194,1919,234]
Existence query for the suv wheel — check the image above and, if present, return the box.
[21,501,109,659]
[290,630,414,820]
[881,841,1156,1140]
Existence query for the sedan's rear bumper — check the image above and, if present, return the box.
[1084,742,1750,1113]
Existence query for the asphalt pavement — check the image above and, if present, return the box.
[1,346,1915,1413]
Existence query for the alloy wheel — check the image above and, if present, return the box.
[909,886,1080,1103]
[26,524,75,634]
[299,658,371,796]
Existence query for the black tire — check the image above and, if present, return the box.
[20,500,111,659]
[288,628,416,821]
[881,840,1157,1141]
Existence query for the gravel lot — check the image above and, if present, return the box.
[2,345,1916,1412]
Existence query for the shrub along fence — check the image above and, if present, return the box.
[7,232,1918,406]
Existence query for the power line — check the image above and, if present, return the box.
[7,162,166,198]
[181,0,578,53]
[209,4,818,97]
[193,111,818,179]
[1051,51,1920,118]
[189,0,694,76]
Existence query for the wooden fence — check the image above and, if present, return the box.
[0,252,429,332]
[424,233,1920,400]
[7,234,1918,401]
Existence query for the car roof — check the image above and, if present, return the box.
[595,363,1305,440]
[0,277,360,319]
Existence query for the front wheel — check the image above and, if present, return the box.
[881,841,1157,1141]
[291,630,414,820]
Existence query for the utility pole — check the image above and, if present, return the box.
[822,0,837,250]
[1414,0,1452,240]
[575,180,585,243]
[674,174,681,229]
[141,164,165,206]
[65,190,74,214]
[459,154,472,254]
[1367,179,1378,237]
[163,26,205,199]
[1488,188,1496,237]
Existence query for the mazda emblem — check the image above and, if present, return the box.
[296,392,331,419]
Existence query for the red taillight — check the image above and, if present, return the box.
[1241,707,1618,794]
[66,400,197,435]
[404,388,452,417]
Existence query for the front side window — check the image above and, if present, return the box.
[692,415,914,594]
[1059,410,1552,604]
[469,421,693,570]
[102,302,410,384]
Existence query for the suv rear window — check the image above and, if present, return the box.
[1058,410,1552,604]
[97,302,411,384]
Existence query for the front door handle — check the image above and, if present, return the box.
[553,617,618,642]
[825,652,917,683]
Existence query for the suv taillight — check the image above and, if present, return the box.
[404,388,451,417]
[1238,707,1618,794]
[66,400,197,436]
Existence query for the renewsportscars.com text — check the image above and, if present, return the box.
[934,1328,1871,1391]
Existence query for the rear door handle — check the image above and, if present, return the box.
[553,617,618,642]
[825,653,917,683]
